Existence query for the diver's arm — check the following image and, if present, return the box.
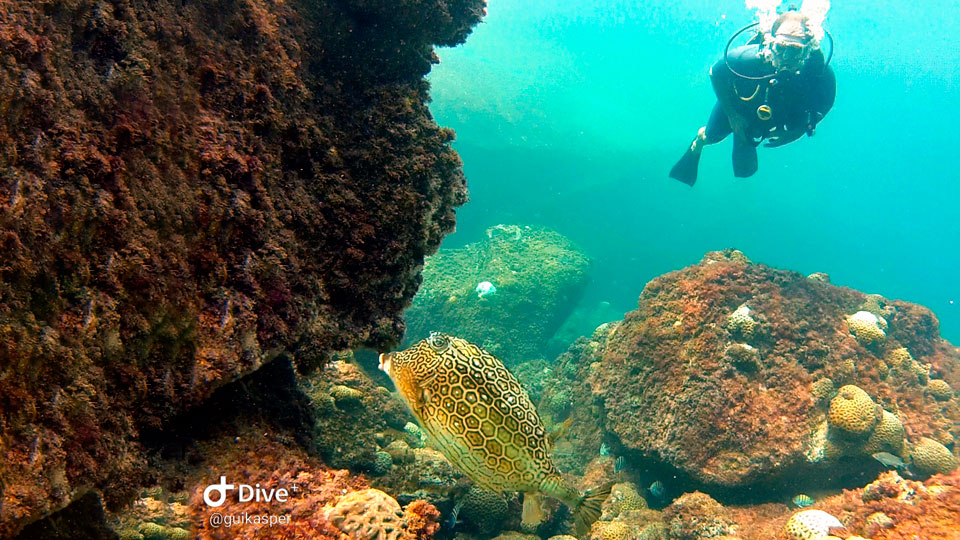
[709,46,768,135]
[767,66,837,147]
[763,126,805,147]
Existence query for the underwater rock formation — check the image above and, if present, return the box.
[539,322,617,476]
[403,225,591,367]
[552,250,960,487]
[0,0,484,535]
[304,354,413,472]
[814,469,960,539]
[585,468,960,540]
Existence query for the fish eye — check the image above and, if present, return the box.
[427,332,451,352]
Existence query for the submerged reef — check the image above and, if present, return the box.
[404,225,591,367]
[0,0,483,535]
[582,468,960,540]
[549,250,960,488]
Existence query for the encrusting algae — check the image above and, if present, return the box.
[379,332,611,534]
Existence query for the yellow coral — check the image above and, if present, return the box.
[828,385,880,435]
[909,437,959,475]
[784,510,843,540]
[589,521,630,540]
[862,410,906,456]
[927,379,954,400]
[909,360,930,384]
[885,347,913,369]
[330,385,364,406]
[601,483,647,520]
[846,311,886,344]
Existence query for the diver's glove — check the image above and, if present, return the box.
[763,126,804,148]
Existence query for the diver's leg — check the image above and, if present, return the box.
[703,102,732,143]
[732,134,759,177]
[669,103,730,186]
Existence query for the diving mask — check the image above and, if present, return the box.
[770,37,811,71]
[767,10,816,71]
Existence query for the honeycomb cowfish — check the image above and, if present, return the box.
[380,332,610,534]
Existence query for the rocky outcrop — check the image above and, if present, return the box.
[403,225,591,367]
[546,250,960,489]
[0,0,484,535]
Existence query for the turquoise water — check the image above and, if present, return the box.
[427,0,960,342]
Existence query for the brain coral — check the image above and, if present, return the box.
[327,489,407,540]
[810,377,836,401]
[862,410,906,456]
[828,385,880,435]
[909,360,931,384]
[371,451,394,476]
[927,379,954,400]
[384,440,415,464]
[846,311,886,344]
[330,385,365,406]
[601,483,647,520]
[784,510,843,540]
[664,491,736,540]
[885,347,913,369]
[589,520,630,540]
[458,486,509,535]
[726,304,757,338]
[909,437,959,476]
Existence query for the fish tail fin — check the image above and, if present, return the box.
[573,483,613,536]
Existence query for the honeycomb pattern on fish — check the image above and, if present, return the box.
[383,333,553,492]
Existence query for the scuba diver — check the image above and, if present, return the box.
[669,8,836,185]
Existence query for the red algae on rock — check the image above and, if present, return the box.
[0,0,484,535]
[812,469,960,540]
[564,250,960,487]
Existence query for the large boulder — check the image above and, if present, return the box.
[546,250,960,487]
[403,225,591,367]
[0,0,483,535]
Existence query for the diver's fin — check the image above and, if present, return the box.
[669,143,703,186]
[732,135,758,178]
[572,483,613,536]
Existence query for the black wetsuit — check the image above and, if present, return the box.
[704,44,836,177]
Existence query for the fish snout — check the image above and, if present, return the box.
[378,352,393,374]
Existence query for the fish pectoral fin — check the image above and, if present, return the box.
[521,492,545,529]
[407,375,438,414]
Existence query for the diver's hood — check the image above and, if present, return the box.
[771,11,816,46]
[767,11,817,71]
